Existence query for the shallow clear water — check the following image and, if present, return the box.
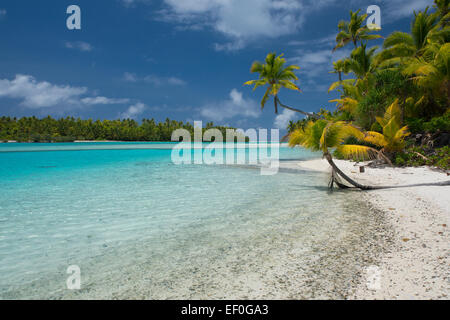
[0,142,377,299]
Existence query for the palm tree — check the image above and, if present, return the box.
[287,117,448,190]
[288,101,412,188]
[328,45,377,97]
[330,97,359,116]
[403,42,450,103]
[288,120,381,189]
[244,53,320,118]
[329,59,349,81]
[375,8,439,67]
[360,100,410,163]
[346,44,379,79]
[434,0,449,28]
[333,9,382,52]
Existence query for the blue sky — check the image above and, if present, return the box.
[0,0,434,133]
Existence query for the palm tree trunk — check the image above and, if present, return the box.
[377,150,393,166]
[275,97,321,119]
[324,152,375,190]
[274,97,279,114]
[324,152,450,190]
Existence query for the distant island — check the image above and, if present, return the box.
[0,116,243,143]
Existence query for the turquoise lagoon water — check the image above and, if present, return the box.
[0,142,375,299]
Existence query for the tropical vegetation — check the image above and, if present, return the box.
[0,116,242,142]
[246,0,449,189]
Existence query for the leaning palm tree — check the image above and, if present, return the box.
[333,9,382,52]
[289,120,380,190]
[288,118,450,190]
[375,8,439,67]
[244,53,320,118]
[326,100,410,165]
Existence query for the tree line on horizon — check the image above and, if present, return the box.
[0,116,241,142]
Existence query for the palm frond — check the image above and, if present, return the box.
[337,145,379,161]
[364,131,387,147]
[261,87,271,109]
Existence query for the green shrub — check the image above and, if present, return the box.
[370,121,383,133]
[394,152,408,166]
[423,114,450,133]
[405,118,425,134]
[399,146,450,170]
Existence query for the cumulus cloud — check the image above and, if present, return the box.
[157,0,320,51]
[123,0,431,53]
[0,75,88,108]
[199,89,260,122]
[274,109,298,129]
[119,102,147,119]
[65,41,93,52]
[0,74,129,109]
[123,72,186,86]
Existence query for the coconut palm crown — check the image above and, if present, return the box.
[375,8,439,67]
[244,53,300,114]
[333,9,382,52]
[244,53,320,118]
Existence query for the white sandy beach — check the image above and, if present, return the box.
[281,158,450,300]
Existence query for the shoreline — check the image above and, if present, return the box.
[280,159,449,299]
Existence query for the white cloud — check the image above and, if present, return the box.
[123,72,187,86]
[123,72,138,82]
[0,74,129,109]
[214,39,245,52]
[120,0,430,52]
[65,41,93,52]
[144,74,186,86]
[81,97,130,105]
[288,34,336,47]
[274,109,298,129]
[120,0,152,8]
[0,9,6,18]
[287,46,352,90]
[121,0,137,7]
[166,77,187,86]
[119,102,147,119]
[377,0,430,20]
[199,89,260,122]
[158,0,339,51]
[0,75,88,108]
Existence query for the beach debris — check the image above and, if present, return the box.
[402,238,410,242]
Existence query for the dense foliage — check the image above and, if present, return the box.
[0,116,242,142]
[395,146,450,170]
[287,0,449,170]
